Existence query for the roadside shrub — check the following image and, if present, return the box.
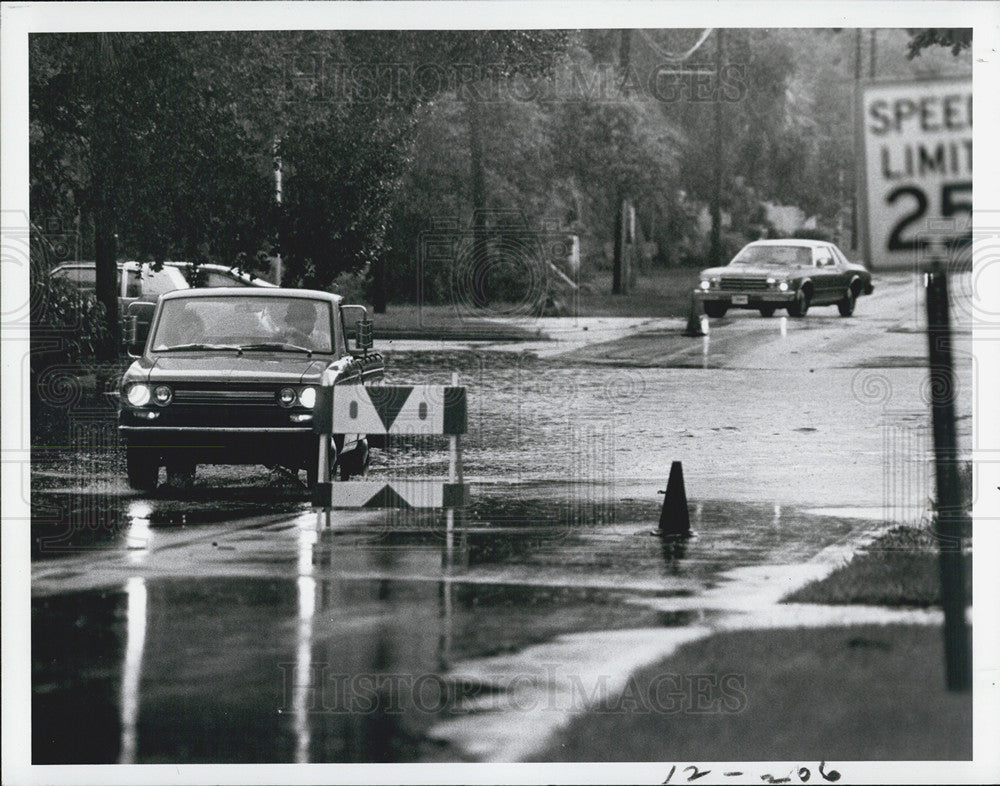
[30,273,110,381]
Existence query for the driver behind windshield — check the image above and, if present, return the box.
[282,300,321,348]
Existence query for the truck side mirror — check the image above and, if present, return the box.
[355,318,373,351]
[341,304,373,354]
[125,302,155,357]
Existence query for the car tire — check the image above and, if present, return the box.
[704,302,728,318]
[338,439,370,481]
[759,306,776,318]
[837,289,856,317]
[166,461,196,489]
[126,447,159,492]
[787,290,810,318]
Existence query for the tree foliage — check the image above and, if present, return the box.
[29,27,974,330]
[907,28,973,58]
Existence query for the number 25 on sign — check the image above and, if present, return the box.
[861,77,972,267]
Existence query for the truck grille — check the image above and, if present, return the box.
[720,277,770,291]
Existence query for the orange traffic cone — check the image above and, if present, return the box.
[658,461,692,537]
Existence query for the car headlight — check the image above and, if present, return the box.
[298,386,316,409]
[126,383,151,407]
[699,279,710,291]
[277,387,296,408]
[778,281,789,292]
[153,385,172,406]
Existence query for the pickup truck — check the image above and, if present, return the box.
[118,287,383,491]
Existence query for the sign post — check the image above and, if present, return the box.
[925,263,972,692]
[860,77,972,270]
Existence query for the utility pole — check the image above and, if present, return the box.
[467,96,488,307]
[612,29,632,295]
[709,29,725,268]
[851,29,862,251]
[869,29,877,79]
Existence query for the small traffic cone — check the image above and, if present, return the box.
[658,461,692,537]
[683,295,706,337]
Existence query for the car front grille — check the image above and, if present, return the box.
[720,277,770,291]
[172,389,278,405]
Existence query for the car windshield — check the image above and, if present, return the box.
[730,245,812,267]
[151,296,334,353]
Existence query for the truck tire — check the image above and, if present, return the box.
[126,447,159,492]
[338,439,370,481]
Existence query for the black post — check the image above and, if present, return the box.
[925,261,972,692]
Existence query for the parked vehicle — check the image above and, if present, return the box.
[694,240,874,318]
[164,261,278,288]
[118,288,383,491]
[50,261,190,338]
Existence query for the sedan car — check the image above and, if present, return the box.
[694,239,874,318]
[118,288,383,491]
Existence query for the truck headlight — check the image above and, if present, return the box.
[299,387,316,409]
[126,383,151,407]
[277,387,296,408]
[778,281,789,292]
[699,280,710,291]
[153,385,173,406]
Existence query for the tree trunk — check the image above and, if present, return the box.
[93,33,120,362]
[94,210,119,361]
[613,197,629,295]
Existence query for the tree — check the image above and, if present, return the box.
[907,28,973,58]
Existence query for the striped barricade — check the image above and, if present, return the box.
[312,383,467,519]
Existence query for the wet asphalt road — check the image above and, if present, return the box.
[29,272,973,763]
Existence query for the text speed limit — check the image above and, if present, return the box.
[862,77,972,267]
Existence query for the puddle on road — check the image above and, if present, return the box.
[31,482,879,764]
[31,489,307,560]
[32,574,685,764]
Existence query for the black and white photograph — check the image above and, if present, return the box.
[2,2,998,784]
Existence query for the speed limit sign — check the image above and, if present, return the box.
[860,77,972,270]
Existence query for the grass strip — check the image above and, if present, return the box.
[785,526,971,607]
[535,624,970,762]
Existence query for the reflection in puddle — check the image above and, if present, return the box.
[33,571,674,763]
[118,576,146,764]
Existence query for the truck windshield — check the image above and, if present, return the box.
[730,245,811,267]
[151,296,334,353]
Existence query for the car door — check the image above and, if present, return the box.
[811,246,839,303]
[830,244,860,291]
